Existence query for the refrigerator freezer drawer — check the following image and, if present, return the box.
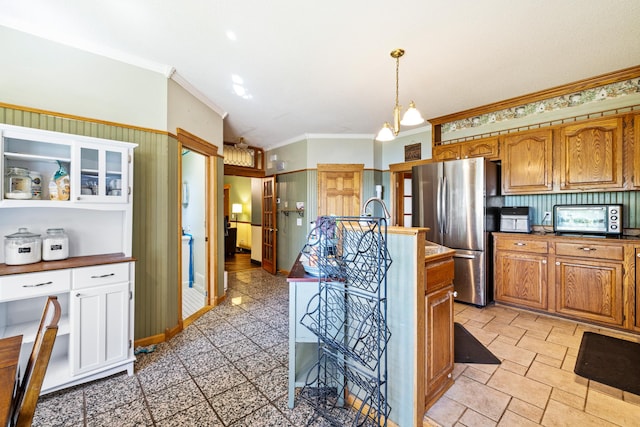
[452,250,489,306]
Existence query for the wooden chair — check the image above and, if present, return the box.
[10,296,61,427]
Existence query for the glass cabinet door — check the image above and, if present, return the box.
[77,144,128,203]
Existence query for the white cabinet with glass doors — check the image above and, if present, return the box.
[1,124,135,206]
[0,122,136,394]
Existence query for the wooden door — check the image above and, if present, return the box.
[262,176,277,274]
[559,117,623,191]
[502,129,553,194]
[317,164,363,216]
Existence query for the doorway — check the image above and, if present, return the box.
[181,149,206,319]
[177,129,219,323]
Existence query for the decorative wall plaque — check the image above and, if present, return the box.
[404,143,421,161]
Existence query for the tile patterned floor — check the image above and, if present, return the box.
[31,269,640,426]
[425,303,640,427]
[32,269,329,427]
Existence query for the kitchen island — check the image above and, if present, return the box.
[287,226,456,427]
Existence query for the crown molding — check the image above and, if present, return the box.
[169,69,228,119]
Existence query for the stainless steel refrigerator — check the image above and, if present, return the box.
[412,157,502,306]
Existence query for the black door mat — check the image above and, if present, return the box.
[574,331,640,395]
[454,322,501,364]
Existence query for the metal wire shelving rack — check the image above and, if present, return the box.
[299,216,392,426]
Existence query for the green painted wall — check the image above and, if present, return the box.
[133,132,180,338]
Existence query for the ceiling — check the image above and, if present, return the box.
[1,0,639,148]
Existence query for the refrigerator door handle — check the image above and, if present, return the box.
[442,176,448,234]
[436,177,443,234]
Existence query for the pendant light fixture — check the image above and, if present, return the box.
[375,48,425,142]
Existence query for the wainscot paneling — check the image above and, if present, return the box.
[505,191,640,229]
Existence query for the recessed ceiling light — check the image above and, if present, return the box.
[233,84,246,97]
[232,74,243,85]
[226,31,237,41]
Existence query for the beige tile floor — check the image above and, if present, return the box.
[424,303,640,427]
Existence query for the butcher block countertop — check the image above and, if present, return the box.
[0,253,135,276]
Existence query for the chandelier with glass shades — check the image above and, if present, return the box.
[375,48,425,142]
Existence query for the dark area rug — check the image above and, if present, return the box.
[574,332,640,395]
[454,322,500,364]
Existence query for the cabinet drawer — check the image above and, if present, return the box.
[72,262,130,289]
[555,242,623,261]
[425,258,454,293]
[495,237,548,254]
[0,270,71,302]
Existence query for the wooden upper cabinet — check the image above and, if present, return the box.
[432,144,460,161]
[432,137,499,162]
[559,117,623,191]
[502,129,553,194]
[461,137,499,160]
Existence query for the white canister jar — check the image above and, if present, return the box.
[42,228,69,261]
[4,228,42,265]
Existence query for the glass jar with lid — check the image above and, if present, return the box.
[4,227,41,265]
[5,167,32,199]
[42,228,69,261]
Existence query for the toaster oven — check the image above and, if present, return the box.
[553,204,622,236]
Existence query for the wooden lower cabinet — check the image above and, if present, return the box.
[555,257,624,326]
[424,256,455,410]
[494,234,549,309]
[495,250,548,309]
[494,233,634,331]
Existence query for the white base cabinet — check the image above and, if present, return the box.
[71,263,133,376]
[0,258,135,394]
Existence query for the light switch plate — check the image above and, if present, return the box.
[296,218,302,226]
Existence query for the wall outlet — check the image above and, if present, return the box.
[284,201,288,208]
[543,211,551,223]
[296,218,302,226]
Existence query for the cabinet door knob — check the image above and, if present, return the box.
[556,261,560,266]
[452,291,458,298]
[542,260,547,264]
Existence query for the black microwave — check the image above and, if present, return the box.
[553,204,622,235]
